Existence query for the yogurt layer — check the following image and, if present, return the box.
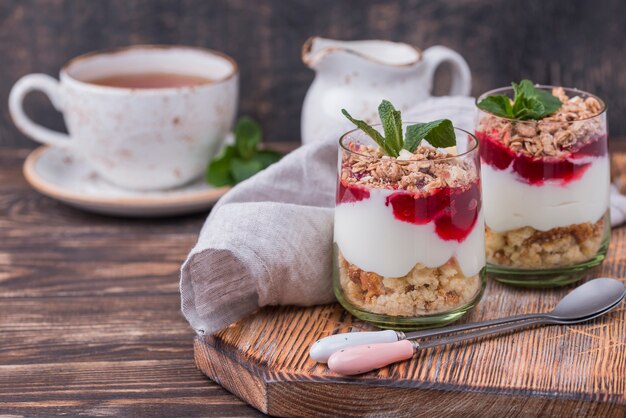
[482,156,610,232]
[334,187,485,278]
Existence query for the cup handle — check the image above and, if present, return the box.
[422,46,472,96]
[9,73,73,148]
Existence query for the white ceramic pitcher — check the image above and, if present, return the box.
[301,37,471,144]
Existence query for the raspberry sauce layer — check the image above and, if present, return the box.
[337,181,370,204]
[334,184,485,278]
[476,130,607,186]
[338,180,481,242]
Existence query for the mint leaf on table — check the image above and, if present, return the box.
[235,116,261,160]
[206,145,236,186]
[477,79,562,120]
[404,119,456,151]
[378,100,403,156]
[205,116,283,187]
[230,157,264,183]
[255,149,283,168]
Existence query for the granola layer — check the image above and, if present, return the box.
[477,87,605,159]
[486,215,607,269]
[340,143,478,192]
[338,252,481,317]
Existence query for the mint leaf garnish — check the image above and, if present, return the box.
[477,79,562,120]
[513,79,536,98]
[378,100,403,155]
[533,89,562,115]
[206,116,283,186]
[404,119,455,151]
[342,100,456,157]
[341,109,394,156]
[475,95,513,117]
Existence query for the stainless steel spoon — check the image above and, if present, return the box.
[311,278,626,363]
[327,294,625,375]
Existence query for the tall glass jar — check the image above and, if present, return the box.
[333,125,486,329]
[475,86,610,287]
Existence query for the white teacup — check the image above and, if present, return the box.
[9,45,238,190]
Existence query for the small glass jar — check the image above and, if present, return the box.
[475,86,610,287]
[333,124,486,330]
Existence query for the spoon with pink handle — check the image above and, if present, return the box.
[322,278,626,375]
[311,278,626,363]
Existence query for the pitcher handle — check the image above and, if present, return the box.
[9,73,73,148]
[422,46,471,96]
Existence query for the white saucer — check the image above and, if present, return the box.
[23,146,229,217]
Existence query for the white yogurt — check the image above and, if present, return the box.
[334,188,485,278]
[482,156,610,232]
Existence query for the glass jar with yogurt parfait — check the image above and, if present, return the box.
[475,85,610,287]
[333,124,486,330]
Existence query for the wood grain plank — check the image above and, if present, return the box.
[2,140,625,417]
[0,148,261,416]
[0,360,263,417]
[0,295,194,364]
[0,147,206,298]
[195,226,626,416]
[2,0,626,146]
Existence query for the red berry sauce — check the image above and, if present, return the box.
[476,130,607,186]
[337,181,370,204]
[337,179,481,242]
[386,181,481,242]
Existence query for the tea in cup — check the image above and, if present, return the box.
[9,45,238,190]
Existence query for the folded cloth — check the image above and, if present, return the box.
[180,96,626,335]
[179,138,337,335]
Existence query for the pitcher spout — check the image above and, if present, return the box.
[302,36,422,70]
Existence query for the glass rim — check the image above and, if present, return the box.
[475,85,607,122]
[338,123,479,161]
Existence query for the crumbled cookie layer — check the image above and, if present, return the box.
[338,252,481,317]
[340,143,478,193]
[477,87,605,158]
[486,215,607,269]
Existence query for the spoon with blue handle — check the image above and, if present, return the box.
[310,277,626,363]
[328,292,625,375]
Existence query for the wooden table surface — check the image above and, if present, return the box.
[0,148,263,416]
[2,142,625,417]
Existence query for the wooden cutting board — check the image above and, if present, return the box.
[194,227,626,417]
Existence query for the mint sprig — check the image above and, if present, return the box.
[405,119,455,151]
[206,116,282,186]
[378,100,403,155]
[342,100,456,157]
[341,109,393,156]
[477,79,562,120]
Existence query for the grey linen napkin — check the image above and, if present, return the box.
[180,96,626,335]
[180,137,338,335]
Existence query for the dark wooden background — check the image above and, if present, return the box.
[1,0,625,147]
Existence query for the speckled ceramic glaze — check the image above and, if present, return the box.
[10,45,238,191]
[23,146,228,217]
